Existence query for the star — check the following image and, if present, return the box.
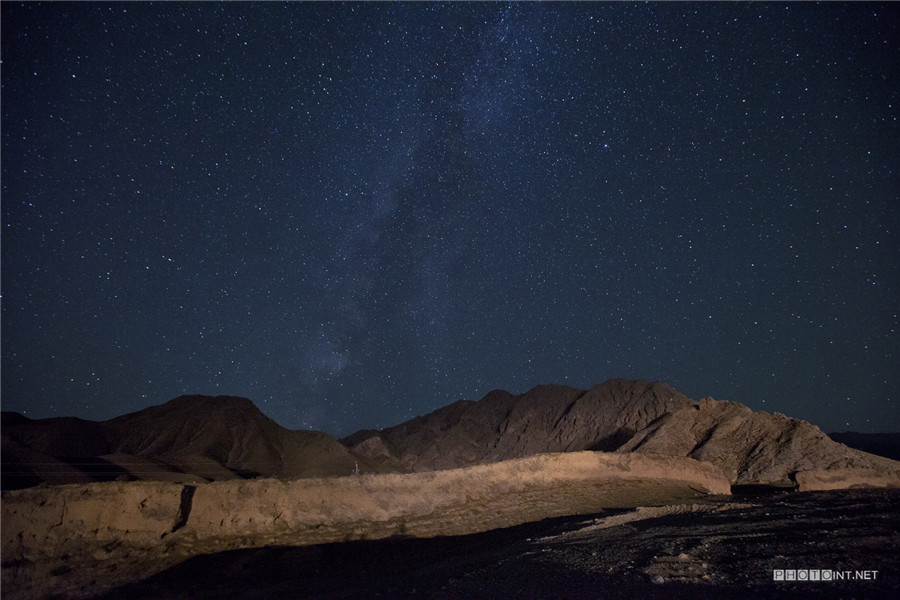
[1,1,897,435]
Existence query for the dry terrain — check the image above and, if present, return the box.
[99,488,900,600]
[3,381,899,599]
[1,452,728,600]
[5,381,899,492]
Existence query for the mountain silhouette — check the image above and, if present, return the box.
[2,395,366,490]
[4,381,898,490]
[343,379,899,486]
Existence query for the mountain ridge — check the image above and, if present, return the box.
[342,379,900,487]
[1,395,366,490]
[3,380,899,491]
[341,379,697,472]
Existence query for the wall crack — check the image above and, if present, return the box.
[171,485,196,533]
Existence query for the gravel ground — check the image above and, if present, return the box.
[100,488,900,600]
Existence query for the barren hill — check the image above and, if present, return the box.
[618,396,900,486]
[104,395,358,480]
[344,379,900,488]
[1,396,364,490]
[343,379,694,471]
[5,381,898,491]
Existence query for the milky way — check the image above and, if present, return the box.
[2,2,898,435]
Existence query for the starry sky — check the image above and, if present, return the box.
[2,2,898,436]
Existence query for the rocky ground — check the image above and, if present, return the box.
[100,488,900,600]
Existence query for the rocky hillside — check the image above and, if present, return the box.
[618,396,900,486]
[5,381,898,491]
[1,396,368,490]
[344,379,900,487]
[343,379,695,471]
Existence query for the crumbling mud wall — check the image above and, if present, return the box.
[2,451,729,599]
[794,467,900,491]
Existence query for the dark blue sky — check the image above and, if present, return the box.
[2,2,898,436]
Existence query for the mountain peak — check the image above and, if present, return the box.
[5,381,898,492]
[162,394,260,411]
[344,378,900,486]
[343,378,695,472]
[3,394,362,490]
[108,394,270,430]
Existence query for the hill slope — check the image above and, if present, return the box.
[618,396,900,485]
[1,396,365,490]
[5,382,898,491]
[344,379,900,487]
[343,379,694,471]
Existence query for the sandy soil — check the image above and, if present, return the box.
[99,488,899,600]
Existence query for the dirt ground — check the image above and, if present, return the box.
[100,488,900,600]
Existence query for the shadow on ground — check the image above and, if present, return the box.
[100,489,900,600]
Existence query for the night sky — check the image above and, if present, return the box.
[2,2,898,436]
